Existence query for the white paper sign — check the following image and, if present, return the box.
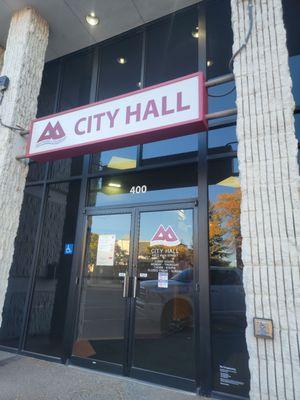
[96,234,116,266]
[158,271,168,288]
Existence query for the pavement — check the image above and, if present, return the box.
[0,351,200,400]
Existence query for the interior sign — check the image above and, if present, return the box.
[27,72,207,161]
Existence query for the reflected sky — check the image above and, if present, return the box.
[289,55,300,105]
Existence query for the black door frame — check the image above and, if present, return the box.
[68,201,198,392]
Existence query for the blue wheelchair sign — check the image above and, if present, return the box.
[64,243,74,255]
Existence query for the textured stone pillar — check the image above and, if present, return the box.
[0,46,4,74]
[0,8,48,325]
[231,0,300,399]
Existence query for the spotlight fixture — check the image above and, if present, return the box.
[117,57,127,64]
[85,12,99,26]
[207,60,214,67]
[191,26,199,38]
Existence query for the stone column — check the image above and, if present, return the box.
[0,8,48,325]
[231,0,300,399]
[0,46,4,74]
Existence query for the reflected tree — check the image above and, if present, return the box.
[209,188,242,267]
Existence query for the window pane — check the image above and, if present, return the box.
[97,33,142,100]
[90,146,137,174]
[37,61,59,118]
[0,186,43,348]
[209,158,249,398]
[25,181,81,357]
[208,126,237,152]
[142,134,198,160]
[283,0,300,58]
[294,113,300,142]
[283,0,300,105]
[208,81,236,126]
[48,156,83,180]
[27,162,47,182]
[289,56,300,106]
[88,163,198,207]
[145,8,198,86]
[59,51,93,111]
[294,114,300,171]
[206,0,233,79]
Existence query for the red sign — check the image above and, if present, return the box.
[150,225,180,247]
[27,72,207,162]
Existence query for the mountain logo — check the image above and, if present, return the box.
[150,225,180,247]
[37,121,66,146]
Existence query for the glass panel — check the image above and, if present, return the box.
[142,134,198,161]
[98,33,142,100]
[283,0,300,105]
[289,56,300,106]
[90,146,137,174]
[48,156,83,180]
[209,158,249,398]
[25,181,81,356]
[88,163,198,207]
[208,126,237,152]
[133,209,195,379]
[59,50,93,112]
[26,162,47,182]
[206,0,233,79]
[294,113,300,171]
[37,61,59,118]
[145,8,198,86]
[73,213,132,364]
[208,82,236,126]
[0,186,43,348]
[283,0,300,58]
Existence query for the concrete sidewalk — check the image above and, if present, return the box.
[0,351,199,400]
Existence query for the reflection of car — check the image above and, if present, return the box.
[137,269,194,336]
[136,267,246,336]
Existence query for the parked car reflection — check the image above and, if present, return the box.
[136,267,246,337]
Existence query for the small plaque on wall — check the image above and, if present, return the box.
[253,318,274,339]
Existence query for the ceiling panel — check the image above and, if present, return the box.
[0,0,201,61]
[132,0,200,22]
[65,0,143,43]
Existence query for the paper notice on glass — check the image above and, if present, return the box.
[96,234,116,266]
[158,271,168,288]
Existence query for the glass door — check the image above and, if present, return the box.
[131,207,196,389]
[72,204,197,389]
[72,211,133,371]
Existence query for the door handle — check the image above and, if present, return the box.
[122,273,129,298]
[133,276,138,298]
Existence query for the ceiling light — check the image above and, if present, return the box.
[177,210,186,221]
[217,176,240,188]
[107,156,136,170]
[108,182,122,188]
[207,60,214,67]
[86,12,99,26]
[192,27,199,38]
[117,57,127,65]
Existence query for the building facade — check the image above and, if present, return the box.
[0,0,299,399]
